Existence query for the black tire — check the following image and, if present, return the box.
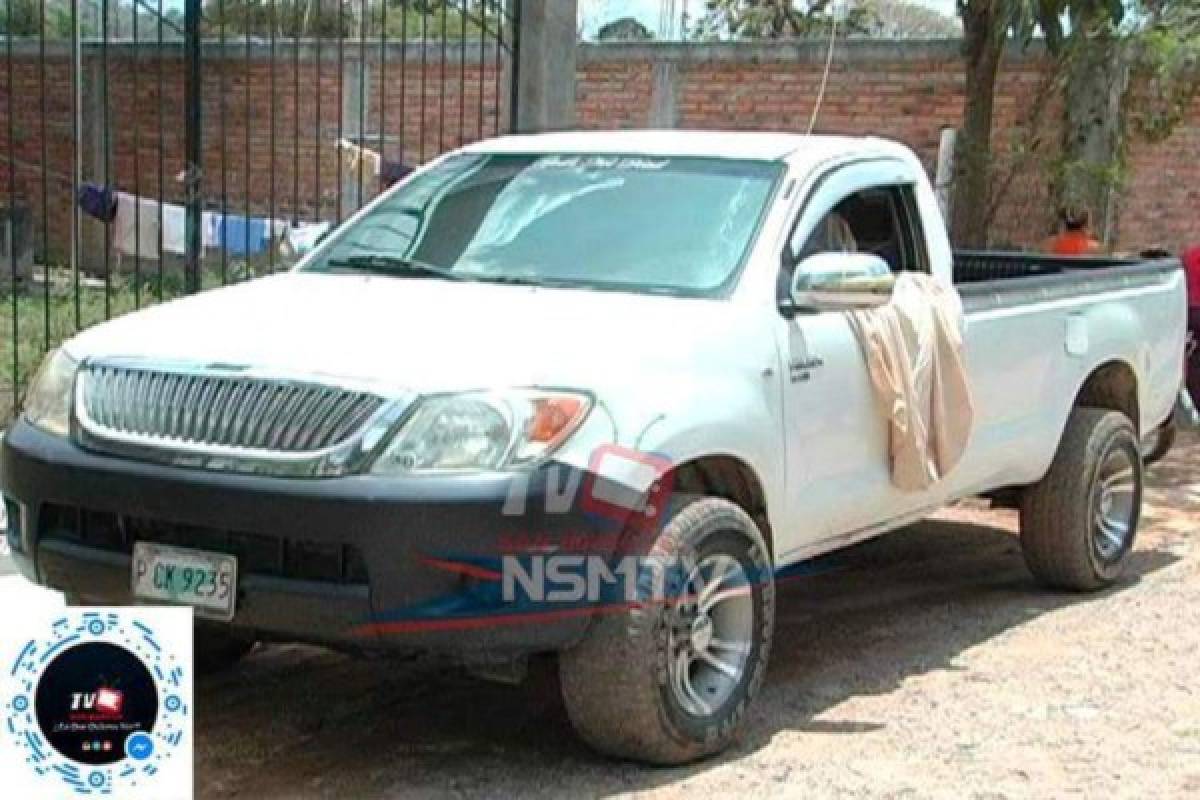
[194,625,255,675]
[558,496,775,765]
[1020,408,1143,591]
[1142,411,1176,466]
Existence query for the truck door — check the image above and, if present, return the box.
[774,161,938,556]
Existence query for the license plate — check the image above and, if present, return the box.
[131,542,238,621]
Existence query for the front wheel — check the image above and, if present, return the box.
[1020,408,1143,591]
[558,496,775,765]
[194,626,255,674]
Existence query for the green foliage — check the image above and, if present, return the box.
[690,0,875,40]
[0,0,77,38]
[1,268,249,423]
[1127,4,1200,143]
[596,16,654,42]
[202,0,500,39]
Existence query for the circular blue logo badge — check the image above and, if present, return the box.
[4,612,190,796]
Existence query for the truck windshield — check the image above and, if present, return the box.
[303,153,782,296]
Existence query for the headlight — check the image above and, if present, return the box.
[371,390,592,474]
[22,348,79,437]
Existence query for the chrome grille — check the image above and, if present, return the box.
[76,362,388,455]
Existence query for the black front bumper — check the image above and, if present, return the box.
[1,420,628,656]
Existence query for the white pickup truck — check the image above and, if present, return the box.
[1,132,1187,764]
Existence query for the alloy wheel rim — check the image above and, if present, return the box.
[1092,447,1137,563]
[667,553,754,718]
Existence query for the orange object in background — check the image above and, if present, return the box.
[1048,229,1102,256]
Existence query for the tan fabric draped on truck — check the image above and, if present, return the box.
[845,273,975,491]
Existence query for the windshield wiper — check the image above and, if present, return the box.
[468,274,569,289]
[325,255,467,282]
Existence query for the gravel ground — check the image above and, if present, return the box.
[183,431,1194,798]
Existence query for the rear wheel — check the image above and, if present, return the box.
[1020,408,1143,591]
[558,496,775,765]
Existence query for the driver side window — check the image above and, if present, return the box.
[788,184,929,274]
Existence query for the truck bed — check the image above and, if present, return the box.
[952,250,1183,311]
[953,250,1178,283]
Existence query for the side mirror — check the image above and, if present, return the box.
[788,253,895,313]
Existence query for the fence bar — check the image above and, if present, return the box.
[156,0,165,300]
[7,0,17,412]
[492,0,502,137]
[38,0,49,347]
[133,0,142,306]
[102,0,111,318]
[379,0,388,170]
[244,18,252,264]
[459,0,467,146]
[419,8,427,161]
[315,0,323,223]
[336,3,344,223]
[478,0,486,138]
[509,0,521,134]
[219,0,228,285]
[438,1,447,152]
[292,2,300,226]
[398,1,407,170]
[268,0,276,273]
[184,0,203,293]
[357,0,367,209]
[71,0,80,326]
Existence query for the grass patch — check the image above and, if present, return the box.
[1,266,259,424]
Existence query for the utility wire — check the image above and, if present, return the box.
[807,8,838,135]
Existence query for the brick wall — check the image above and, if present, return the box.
[575,41,1192,253]
[0,38,1194,270]
[0,40,507,269]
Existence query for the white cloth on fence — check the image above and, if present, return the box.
[283,222,332,258]
[202,211,221,248]
[161,203,187,255]
[113,192,162,258]
[844,272,975,492]
[338,138,383,206]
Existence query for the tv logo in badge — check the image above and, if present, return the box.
[1,607,193,800]
[94,688,125,716]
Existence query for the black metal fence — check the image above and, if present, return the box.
[1,0,520,423]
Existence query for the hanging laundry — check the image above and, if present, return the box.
[338,138,383,206]
[202,211,221,248]
[380,161,413,190]
[283,222,332,258]
[77,183,117,222]
[217,214,268,256]
[338,137,383,178]
[269,219,289,242]
[161,203,187,255]
[113,193,162,258]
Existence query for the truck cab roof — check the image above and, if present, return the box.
[462,129,909,167]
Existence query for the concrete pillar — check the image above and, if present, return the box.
[80,50,108,274]
[649,61,679,128]
[514,0,578,133]
[340,55,372,213]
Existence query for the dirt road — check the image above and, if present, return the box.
[196,433,1199,799]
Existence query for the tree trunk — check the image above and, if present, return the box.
[951,5,1004,248]
[1058,9,1129,248]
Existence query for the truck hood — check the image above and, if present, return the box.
[66,273,754,394]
